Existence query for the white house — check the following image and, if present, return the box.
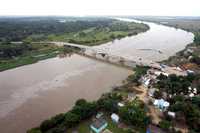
[144,79,151,87]
[118,102,124,107]
[168,111,176,118]
[111,113,119,123]
[154,99,170,111]
[148,88,156,97]
[189,93,195,98]
[187,70,195,74]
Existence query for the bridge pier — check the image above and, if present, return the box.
[61,42,157,69]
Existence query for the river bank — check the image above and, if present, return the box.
[0,19,149,72]
[0,43,67,72]
[46,20,149,46]
[0,18,194,133]
[0,54,132,133]
[133,16,200,73]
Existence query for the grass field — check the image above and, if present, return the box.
[28,20,149,46]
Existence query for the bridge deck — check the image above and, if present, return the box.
[33,41,187,76]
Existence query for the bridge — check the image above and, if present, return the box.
[38,41,161,68]
[33,41,187,76]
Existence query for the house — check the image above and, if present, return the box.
[90,118,108,133]
[154,71,168,77]
[118,102,124,107]
[144,78,151,87]
[111,113,119,123]
[186,48,194,54]
[188,87,197,95]
[193,88,197,94]
[187,69,195,74]
[167,111,176,118]
[176,67,183,71]
[189,93,194,97]
[96,112,104,119]
[140,76,151,87]
[153,99,170,111]
[160,64,167,69]
[148,88,156,97]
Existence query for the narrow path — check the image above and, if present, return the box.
[134,86,162,124]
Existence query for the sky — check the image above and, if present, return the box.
[0,0,199,16]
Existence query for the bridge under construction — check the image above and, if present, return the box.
[47,41,161,69]
[34,41,187,76]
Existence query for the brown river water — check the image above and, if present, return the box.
[0,18,194,133]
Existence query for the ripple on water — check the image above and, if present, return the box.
[0,63,104,118]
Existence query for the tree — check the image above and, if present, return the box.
[127,66,149,86]
[191,96,200,108]
[154,90,163,99]
[194,32,200,45]
[40,119,55,132]
[119,100,149,128]
[64,112,80,128]
[97,92,122,112]
[78,32,86,37]
[110,34,115,39]
[158,120,172,130]
[72,99,97,120]
[157,73,168,80]
[75,99,87,106]
[191,55,200,65]
[39,113,65,132]
[97,98,118,112]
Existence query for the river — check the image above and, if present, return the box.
[0,18,194,133]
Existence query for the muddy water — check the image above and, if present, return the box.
[0,18,194,133]
[94,18,194,61]
[0,55,132,133]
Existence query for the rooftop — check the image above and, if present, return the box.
[91,118,107,129]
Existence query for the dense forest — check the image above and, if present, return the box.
[0,17,114,42]
[155,74,200,132]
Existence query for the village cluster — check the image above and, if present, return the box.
[81,63,199,133]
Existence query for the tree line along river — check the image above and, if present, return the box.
[0,18,194,133]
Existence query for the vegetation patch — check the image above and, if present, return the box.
[0,42,72,71]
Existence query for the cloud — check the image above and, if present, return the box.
[0,0,199,16]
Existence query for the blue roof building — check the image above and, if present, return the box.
[153,99,170,111]
[90,118,108,133]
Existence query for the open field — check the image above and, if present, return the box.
[38,20,149,46]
